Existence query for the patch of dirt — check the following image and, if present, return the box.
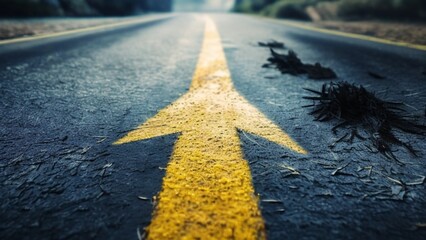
[313,21,426,46]
[263,48,337,80]
[303,82,426,162]
[0,18,125,40]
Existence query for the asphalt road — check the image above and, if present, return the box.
[1,13,425,240]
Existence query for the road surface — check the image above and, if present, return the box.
[0,13,425,240]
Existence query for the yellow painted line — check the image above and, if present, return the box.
[259,17,426,52]
[0,15,174,46]
[115,16,306,239]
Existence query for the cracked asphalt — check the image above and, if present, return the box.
[1,13,425,240]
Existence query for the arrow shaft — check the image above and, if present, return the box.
[145,16,268,236]
[147,108,265,239]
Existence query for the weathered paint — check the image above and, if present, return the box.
[115,16,306,239]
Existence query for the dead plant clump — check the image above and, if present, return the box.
[303,82,426,162]
[258,40,286,49]
[263,48,337,80]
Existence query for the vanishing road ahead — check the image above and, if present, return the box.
[1,14,425,240]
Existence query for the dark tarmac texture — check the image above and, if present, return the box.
[1,14,426,239]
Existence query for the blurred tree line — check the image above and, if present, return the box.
[234,0,426,21]
[0,0,172,17]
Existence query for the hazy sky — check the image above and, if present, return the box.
[174,0,235,12]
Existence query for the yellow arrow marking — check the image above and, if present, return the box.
[114,16,307,239]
